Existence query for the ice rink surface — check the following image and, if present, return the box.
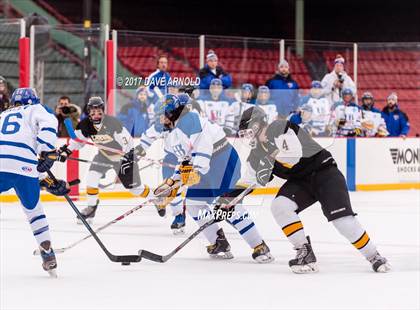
[1,190,419,310]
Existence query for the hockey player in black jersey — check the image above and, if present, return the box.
[58,96,153,223]
[238,106,390,273]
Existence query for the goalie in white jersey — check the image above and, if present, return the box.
[0,88,73,277]
[137,94,273,262]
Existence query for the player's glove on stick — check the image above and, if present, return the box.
[153,178,181,209]
[39,177,70,196]
[256,156,274,186]
[179,162,201,186]
[213,196,236,222]
[37,150,59,172]
[57,144,72,162]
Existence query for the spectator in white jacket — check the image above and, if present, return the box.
[321,54,356,104]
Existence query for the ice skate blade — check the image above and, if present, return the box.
[172,227,185,235]
[375,263,391,273]
[254,254,275,264]
[209,251,234,260]
[290,263,319,274]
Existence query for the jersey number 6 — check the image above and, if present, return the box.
[1,113,22,135]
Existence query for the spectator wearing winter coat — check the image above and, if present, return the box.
[321,54,356,104]
[265,59,300,118]
[55,96,81,137]
[198,50,232,89]
[146,55,171,102]
[381,92,410,137]
[117,87,150,137]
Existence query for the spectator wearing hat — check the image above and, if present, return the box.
[359,92,388,137]
[146,54,171,102]
[117,86,151,137]
[381,92,410,137]
[265,59,300,118]
[0,76,10,112]
[321,54,356,104]
[225,83,255,135]
[198,50,232,89]
[256,85,278,124]
[330,88,363,137]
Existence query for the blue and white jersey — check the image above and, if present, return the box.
[196,94,231,127]
[164,112,226,176]
[138,123,167,151]
[330,102,362,136]
[258,103,278,124]
[361,110,388,137]
[304,96,332,134]
[0,104,58,178]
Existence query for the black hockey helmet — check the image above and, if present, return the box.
[238,106,268,147]
[87,96,105,125]
[361,91,374,108]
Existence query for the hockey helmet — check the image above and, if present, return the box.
[10,88,40,106]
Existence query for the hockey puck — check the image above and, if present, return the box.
[121,262,131,266]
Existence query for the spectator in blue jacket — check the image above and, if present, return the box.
[381,92,410,137]
[117,87,150,137]
[265,59,300,118]
[198,50,232,89]
[146,55,171,102]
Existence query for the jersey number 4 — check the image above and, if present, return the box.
[1,113,22,135]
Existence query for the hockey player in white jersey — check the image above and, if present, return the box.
[224,83,255,135]
[298,81,333,136]
[360,92,389,137]
[196,78,231,126]
[330,88,363,137]
[255,86,277,124]
[57,96,153,223]
[0,88,72,277]
[140,94,273,262]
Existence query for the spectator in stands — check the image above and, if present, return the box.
[288,104,316,135]
[381,92,410,137]
[198,50,232,89]
[117,86,150,137]
[321,54,356,103]
[146,54,171,102]
[359,92,389,137]
[0,76,10,113]
[55,96,81,137]
[255,86,278,124]
[265,59,300,118]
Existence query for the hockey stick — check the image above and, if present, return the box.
[34,180,185,256]
[66,156,115,168]
[64,118,177,169]
[98,161,156,189]
[45,169,142,264]
[138,183,257,263]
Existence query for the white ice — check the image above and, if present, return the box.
[1,190,419,310]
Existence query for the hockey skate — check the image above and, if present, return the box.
[368,252,391,273]
[207,228,234,259]
[252,241,274,263]
[77,200,99,225]
[289,236,318,273]
[39,241,57,278]
[171,212,186,235]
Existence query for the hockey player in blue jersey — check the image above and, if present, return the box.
[136,94,273,262]
[0,88,72,277]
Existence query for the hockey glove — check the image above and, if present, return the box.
[37,150,59,172]
[134,144,146,158]
[120,149,135,176]
[57,144,72,162]
[256,156,274,186]
[153,178,181,209]
[179,162,201,186]
[39,177,70,196]
[213,196,236,222]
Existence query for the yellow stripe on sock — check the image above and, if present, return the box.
[140,185,150,198]
[282,221,303,237]
[353,232,370,249]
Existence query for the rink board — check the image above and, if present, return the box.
[1,137,419,202]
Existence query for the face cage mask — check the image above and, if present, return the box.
[238,128,258,149]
